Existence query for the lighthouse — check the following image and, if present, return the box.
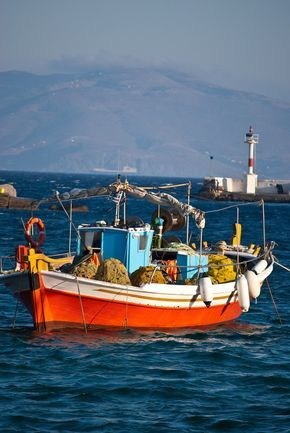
[244,126,259,193]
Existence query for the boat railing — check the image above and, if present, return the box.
[0,255,16,274]
[153,251,269,281]
[0,251,75,274]
[26,250,74,273]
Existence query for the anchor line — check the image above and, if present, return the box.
[274,260,290,273]
[265,278,282,325]
[12,299,19,329]
[75,276,88,334]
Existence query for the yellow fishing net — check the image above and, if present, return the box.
[95,258,131,285]
[130,266,170,287]
[72,260,99,279]
[208,254,236,284]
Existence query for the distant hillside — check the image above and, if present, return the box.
[0,67,290,178]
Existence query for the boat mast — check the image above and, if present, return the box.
[186,181,191,244]
[123,178,128,226]
[114,174,122,226]
[68,200,72,255]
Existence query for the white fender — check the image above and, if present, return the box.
[252,259,268,275]
[199,277,213,307]
[236,274,250,312]
[245,269,261,299]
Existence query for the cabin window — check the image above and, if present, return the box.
[138,235,148,251]
[80,231,101,253]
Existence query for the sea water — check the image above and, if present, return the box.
[0,171,289,433]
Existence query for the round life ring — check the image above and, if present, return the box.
[25,217,45,249]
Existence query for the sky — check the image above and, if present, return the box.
[1,0,290,101]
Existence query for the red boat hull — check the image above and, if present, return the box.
[17,286,242,332]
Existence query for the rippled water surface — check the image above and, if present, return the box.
[0,171,289,432]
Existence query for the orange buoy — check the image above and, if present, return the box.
[25,217,45,249]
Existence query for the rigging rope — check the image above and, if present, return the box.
[204,200,262,214]
[274,260,290,273]
[55,191,88,254]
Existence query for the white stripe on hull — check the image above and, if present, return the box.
[40,270,238,309]
[1,260,273,310]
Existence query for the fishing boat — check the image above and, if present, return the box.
[0,180,275,332]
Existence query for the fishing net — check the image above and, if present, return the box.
[95,258,131,285]
[130,265,170,287]
[208,254,236,284]
[72,260,99,279]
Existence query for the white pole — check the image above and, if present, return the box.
[123,192,126,226]
[68,200,72,256]
[262,200,266,250]
[186,181,191,245]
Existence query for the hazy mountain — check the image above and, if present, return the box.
[0,67,289,178]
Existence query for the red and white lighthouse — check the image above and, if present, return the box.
[244,126,259,193]
[244,126,259,174]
